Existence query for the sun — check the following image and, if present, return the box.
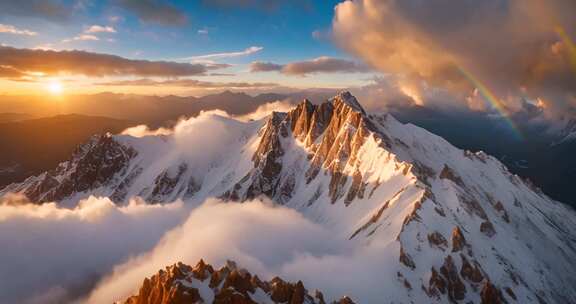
[47,80,63,95]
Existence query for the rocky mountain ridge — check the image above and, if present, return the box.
[2,92,576,303]
[122,260,355,304]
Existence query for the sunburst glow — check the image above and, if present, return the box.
[47,80,63,95]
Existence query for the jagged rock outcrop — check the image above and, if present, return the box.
[225,92,376,205]
[451,227,466,252]
[3,92,576,303]
[1,134,137,203]
[123,260,355,304]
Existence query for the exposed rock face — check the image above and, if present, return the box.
[480,281,504,304]
[428,231,448,251]
[123,260,355,304]
[4,92,576,303]
[148,164,188,204]
[460,255,484,283]
[223,92,377,206]
[2,134,137,203]
[399,245,416,269]
[451,227,467,252]
[439,165,464,187]
[224,112,288,201]
[480,221,496,237]
[439,255,466,301]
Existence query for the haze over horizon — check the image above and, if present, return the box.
[1,1,576,304]
[0,1,573,119]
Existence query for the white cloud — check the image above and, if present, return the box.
[62,34,99,43]
[0,194,188,304]
[237,99,295,121]
[0,23,37,36]
[184,46,264,62]
[61,25,115,44]
[121,124,172,137]
[84,198,400,303]
[85,25,116,33]
[85,199,354,303]
[0,106,400,304]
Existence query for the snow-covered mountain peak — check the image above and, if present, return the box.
[121,259,356,304]
[331,91,366,115]
[2,93,576,303]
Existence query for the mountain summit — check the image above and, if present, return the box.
[123,259,355,304]
[2,92,576,303]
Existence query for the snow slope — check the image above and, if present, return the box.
[2,92,576,303]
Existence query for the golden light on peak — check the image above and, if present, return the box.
[47,80,63,95]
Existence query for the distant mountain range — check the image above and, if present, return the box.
[1,90,575,206]
[0,114,133,188]
[0,113,37,123]
[0,91,331,127]
[3,92,575,303]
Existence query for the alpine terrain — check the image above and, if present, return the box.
[122,259,355,304]
[2,92,576,303]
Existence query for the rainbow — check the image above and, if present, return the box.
[555,26,576,74]
[456,65,523,139]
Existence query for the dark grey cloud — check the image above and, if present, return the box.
[0,46,228,78]
[0,0,71,21]
[250,57,371,76]
[116,0,188,26]
[97,78,278,88]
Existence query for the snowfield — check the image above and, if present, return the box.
[2,92,576,303]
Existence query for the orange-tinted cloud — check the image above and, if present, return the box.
[332,0,576,114]
[249,61,283,72]
[0,46,229,78]
[0,66,26,78]
[97,78,278,88]
[250,57,371,75]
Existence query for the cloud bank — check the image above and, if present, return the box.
[0,24,37,36]
[237,99,295,121]
[1,109,401,304]
[97,78,278,89]
[186,46,264,62]
[250,56,371,76]
[86,199,395,303]
[85,25,116,34]
[0,46,229,78]
[0,195,188,304]
[332,0,576,116]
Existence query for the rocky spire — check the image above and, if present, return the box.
[228,92,373,204]
[123,259,356,304]
[330,91,366,115]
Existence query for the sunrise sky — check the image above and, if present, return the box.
[0,0,382,96]
[0,0,574,119]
